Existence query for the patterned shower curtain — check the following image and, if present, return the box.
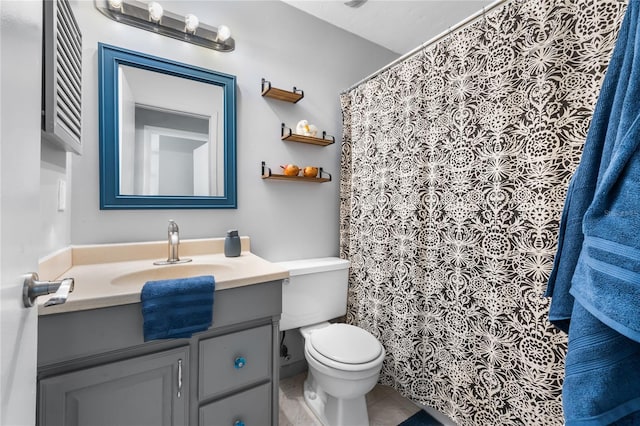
[339,0,626,424]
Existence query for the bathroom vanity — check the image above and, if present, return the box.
[36,238,287,426]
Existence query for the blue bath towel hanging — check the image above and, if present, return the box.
[546,1,640,424]
[141,275,215,341]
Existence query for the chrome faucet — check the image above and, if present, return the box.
[154,220,192,265]
[168,220,180,262]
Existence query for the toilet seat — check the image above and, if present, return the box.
[307,324,384,372]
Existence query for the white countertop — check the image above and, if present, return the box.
[37,237,289,315]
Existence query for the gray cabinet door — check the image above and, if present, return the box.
[39,346,189,426]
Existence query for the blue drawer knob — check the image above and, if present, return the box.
[233,420,245,426]
[234,356,246,369]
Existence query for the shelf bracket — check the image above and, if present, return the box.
[321,131,335,145]
[261,161,273,178]
[261,78,271,93]
[281,122,292,139]
[319,168,332,182]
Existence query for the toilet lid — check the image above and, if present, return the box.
[309,324,382,364]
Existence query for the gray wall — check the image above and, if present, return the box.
[58,0,397,261]
[41,144,73,257]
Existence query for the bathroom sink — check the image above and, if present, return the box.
[111,263,232,287]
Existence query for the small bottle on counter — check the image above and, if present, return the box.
[224,229,241,257]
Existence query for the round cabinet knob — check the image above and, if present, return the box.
[234,356,246,369]
[233,420,245,426]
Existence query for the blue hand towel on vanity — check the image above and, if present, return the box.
[546,1,640,424]
[141,275,215,341]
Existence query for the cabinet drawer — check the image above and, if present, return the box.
[199,325,271,399]
[199,382,270,426]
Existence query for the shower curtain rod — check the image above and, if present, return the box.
[341,0,510,94]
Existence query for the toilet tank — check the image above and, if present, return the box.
[277,257,350,331]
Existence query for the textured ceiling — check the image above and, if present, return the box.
[282,0,494,55]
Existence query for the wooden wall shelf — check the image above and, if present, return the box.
[261,162,331,183]
[261,78,303,103]
[281,123,335,146]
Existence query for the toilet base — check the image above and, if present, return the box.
[303,373,369,426]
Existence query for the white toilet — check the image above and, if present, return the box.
[278,257,385,426]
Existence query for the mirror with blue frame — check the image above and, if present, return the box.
[98,43,236,209]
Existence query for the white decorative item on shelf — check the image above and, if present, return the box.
[295,120,308,134]
[295,120,318,137]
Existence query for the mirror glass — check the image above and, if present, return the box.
[118,65,224,197]
[98,43,236,209]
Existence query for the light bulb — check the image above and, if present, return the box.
[216,25,231,42]
[108,0,123,9]
[184,14,199,33]
[148,2,163,22]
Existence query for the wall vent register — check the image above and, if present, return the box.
[42,0,83,154]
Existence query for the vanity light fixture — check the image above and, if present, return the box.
[95,0,235,52]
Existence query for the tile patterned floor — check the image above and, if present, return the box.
[279,372,421,426]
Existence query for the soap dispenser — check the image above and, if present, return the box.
[224,229,241,257]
